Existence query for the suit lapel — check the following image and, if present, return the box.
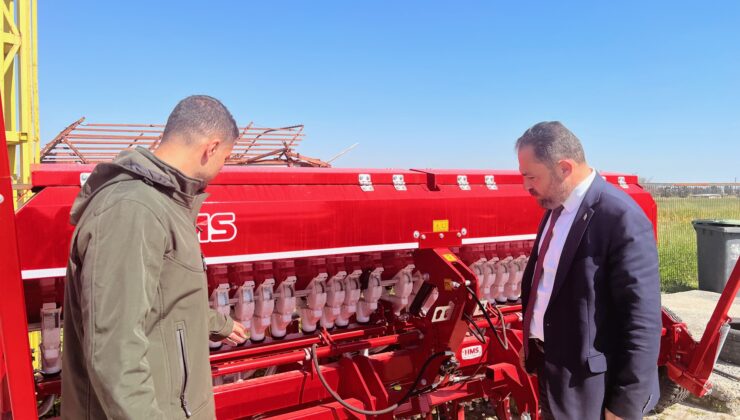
[548,174,604,304]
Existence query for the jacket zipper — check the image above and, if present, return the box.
[176,327,193,418]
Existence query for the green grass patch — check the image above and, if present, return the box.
[655,197,740,293]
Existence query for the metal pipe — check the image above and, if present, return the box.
[473,312,520,329]
[209,326,386,363]
[211,331,419,376]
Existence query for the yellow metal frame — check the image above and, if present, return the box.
[2,0,39,206]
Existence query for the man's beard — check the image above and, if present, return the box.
[536,172,569,209]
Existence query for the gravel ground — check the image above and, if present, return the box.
[645,401,737,420]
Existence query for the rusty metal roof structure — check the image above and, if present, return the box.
[40,118,329,167]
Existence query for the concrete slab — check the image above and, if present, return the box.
[661,290,740,340]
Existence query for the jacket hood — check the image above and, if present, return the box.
[70,147,207,225]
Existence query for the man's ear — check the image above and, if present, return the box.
[206,138,221,158]
[557,159,574,178]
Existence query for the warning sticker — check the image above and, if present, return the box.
[444,278,454,291]
[433,219,449,233]
[443,253,458,262]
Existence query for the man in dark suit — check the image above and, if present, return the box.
[517,122,662,420]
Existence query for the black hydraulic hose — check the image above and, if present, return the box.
[309,344,451,415]
[395,350,452,403]
[463,312,487,344]
[465,285,508,350]
[489,302,509,349]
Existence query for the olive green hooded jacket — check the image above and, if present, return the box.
[61,147,233,419]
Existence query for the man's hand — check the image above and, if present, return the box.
[605,408,623,420]
[223,321,248,346]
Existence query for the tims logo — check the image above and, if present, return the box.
[461,345,483,361]
[197,212,237,243]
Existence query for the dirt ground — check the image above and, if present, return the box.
[645,400,737,420]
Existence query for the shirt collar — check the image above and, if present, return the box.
[561,168,596,214]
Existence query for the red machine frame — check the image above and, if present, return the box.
[2,118,739,419]
[0,100,38,419]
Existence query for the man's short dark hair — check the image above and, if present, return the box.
[161,95,239,145]
[515,121,586,167]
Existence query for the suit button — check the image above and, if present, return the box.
[545,322,551,328]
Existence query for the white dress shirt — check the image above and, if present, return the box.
[529,169,596,341]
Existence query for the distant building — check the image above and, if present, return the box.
[689,194,722,199]
[642,183,740,198]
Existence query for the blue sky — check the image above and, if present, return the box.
[39,1,739,182]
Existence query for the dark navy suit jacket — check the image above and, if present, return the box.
[521,174,662,420]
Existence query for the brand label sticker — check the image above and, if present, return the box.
[461,345,483,360]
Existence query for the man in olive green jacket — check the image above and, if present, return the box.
[62,96,247,419]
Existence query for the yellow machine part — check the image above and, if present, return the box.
[2,0,40,207]
[27,331,40,370]
[27,330,63,371]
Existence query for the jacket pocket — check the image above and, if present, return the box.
[176,322,193,418]
[586,353,607,374]
[166,254,205,273]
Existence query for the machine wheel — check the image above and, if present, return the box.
[652,366,690,413]
[652,306,690,413]
[718,320,740,365]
